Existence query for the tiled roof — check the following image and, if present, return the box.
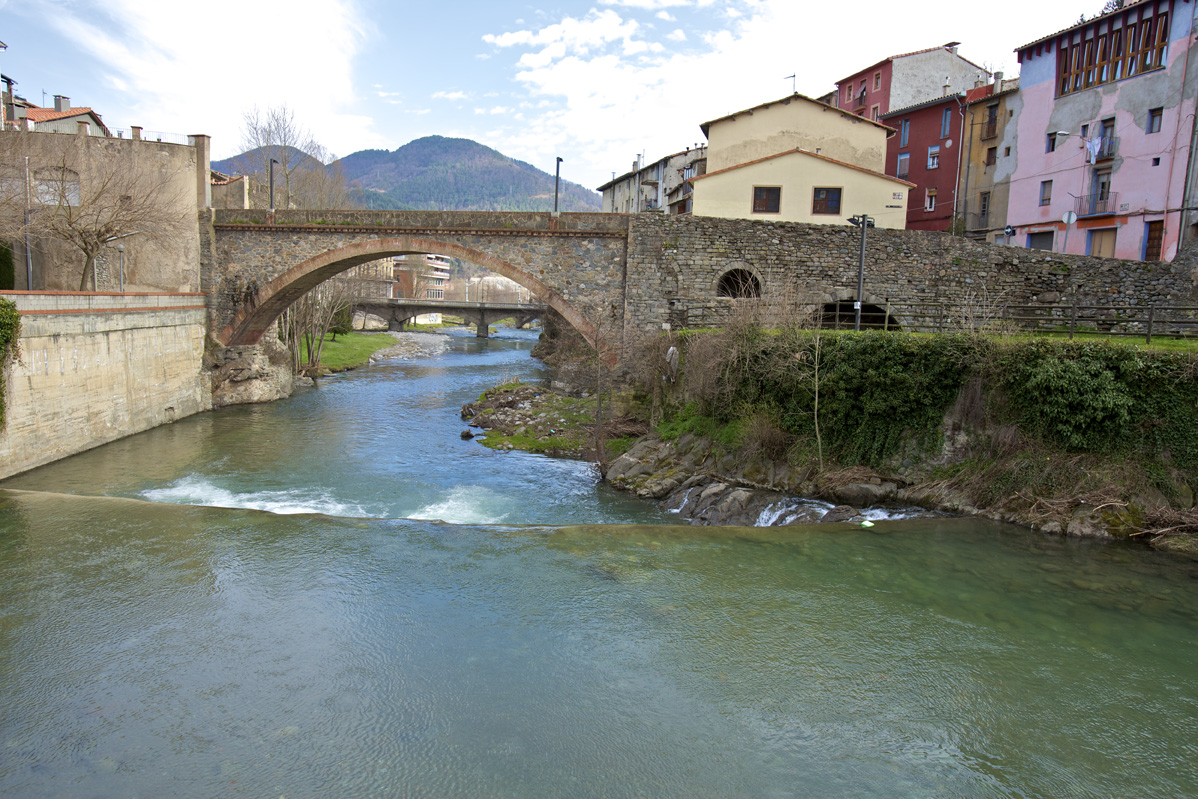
[836,44,990,86]
[24,107,98,123]
[690,146,914,188]
[699,92,894,138]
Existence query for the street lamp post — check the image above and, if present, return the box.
[117,243,125,292]
[848,214,875,331]
[269,158,279,213]
[553,156,563,214]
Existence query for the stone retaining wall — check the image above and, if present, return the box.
[0,291,211,480]
[624,215,1197,333]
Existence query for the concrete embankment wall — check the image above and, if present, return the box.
[0,291,211,480]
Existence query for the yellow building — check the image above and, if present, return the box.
[701,92,891,173]
[692,93,911,228]
[691,148,912,229]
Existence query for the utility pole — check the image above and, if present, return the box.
[23,155,32,289]
[848,214,875,331]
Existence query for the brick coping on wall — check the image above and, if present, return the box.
[211,223,627,239]
[0,290,205,297]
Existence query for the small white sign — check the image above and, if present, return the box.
[853,301,862,310]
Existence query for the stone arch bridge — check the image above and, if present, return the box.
[202,209,1193,357]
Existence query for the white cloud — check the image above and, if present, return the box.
[600,0,692,8]
[29,0,387,161]
[432,90,469,100]
[666,28,686,41]
[656,11,676,21]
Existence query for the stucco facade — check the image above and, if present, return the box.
[700,93,891,174]
[690,148,911,229]
[956,78,1020,243]
[1008,0,1198,261]
[836,44,991,120]
[597,147,707,214]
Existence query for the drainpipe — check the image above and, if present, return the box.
[1173,0,1198,253]
[952,93,967,234]
[961,105,976,237]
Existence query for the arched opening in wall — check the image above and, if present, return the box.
[821,302,901,330]
[717,268,761,298]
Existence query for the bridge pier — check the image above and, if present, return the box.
[475,315,489,338]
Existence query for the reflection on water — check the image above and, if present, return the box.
[1,329,1197,798]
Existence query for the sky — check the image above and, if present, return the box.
[0,0,1095,191]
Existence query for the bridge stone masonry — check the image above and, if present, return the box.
[200,208,1197,401]
[202,209,628,349]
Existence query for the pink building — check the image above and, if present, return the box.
[1008,0,1198,261]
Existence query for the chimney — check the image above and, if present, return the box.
[54,94,69,112]
[943,77,952,96]
[994,70,1004,88]
[945,41,960,55]
[974,79,986,89]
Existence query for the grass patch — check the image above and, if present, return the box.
[303,332,396,371]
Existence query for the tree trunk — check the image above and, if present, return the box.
[79,254,96,292]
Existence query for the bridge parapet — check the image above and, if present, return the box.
[212,209,629,235]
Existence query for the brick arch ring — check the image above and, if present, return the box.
[215,236,599,349]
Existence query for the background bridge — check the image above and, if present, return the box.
[354,297,547,337]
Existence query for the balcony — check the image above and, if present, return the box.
[1092,136,1119,161]
[854,91,867,109]
[980,120,998,140]
[1075,191,1119,217]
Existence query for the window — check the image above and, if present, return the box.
[844,84,853,103]
[927,145,940,169]
[1080,123,1090,140]
[812,187,842,215]
[900,119,910,148]
[1040,180,1053,206]
[873,71,882,91]
[1028,231,1055,250]
[896,152,910,179]
[925,189,937,212]
[871,105,880,121]
[985,147,997,166]
[941,107,953,138]
[1047,132,1058,152]
[979,191,991,221]
[752,186,781,213]
[1148,107,1163,133]
[1057,13,1168,96]
[1004,146,1011,156]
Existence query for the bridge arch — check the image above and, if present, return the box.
[216,236,597,348]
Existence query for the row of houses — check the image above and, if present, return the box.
[601,0,1198,263]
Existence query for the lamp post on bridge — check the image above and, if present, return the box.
[553,156,563,215]
[847,214,875,332]
[269,158,279,214]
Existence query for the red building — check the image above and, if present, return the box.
[835,43,989,122]
[879,86,990,232]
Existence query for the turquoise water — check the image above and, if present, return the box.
[1,329,1196,798]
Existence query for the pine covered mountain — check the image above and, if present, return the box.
[335,136,600,212]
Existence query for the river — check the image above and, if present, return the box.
[1,328,1196,798]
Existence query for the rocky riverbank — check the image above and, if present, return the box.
[463,382,1198,555]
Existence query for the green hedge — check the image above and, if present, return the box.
[680,329,1198,471]
[0,297,20,427]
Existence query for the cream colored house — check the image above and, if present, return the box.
[690,148,912,229]
[692,92,910,228]
[701,92,892,174]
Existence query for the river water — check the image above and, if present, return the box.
[1,329,1196,798]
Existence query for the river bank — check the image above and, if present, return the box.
[462,380,1198,556]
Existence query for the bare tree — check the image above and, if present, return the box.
[278,277,355,375]
[234,105,356,210]
[0,131,188,290]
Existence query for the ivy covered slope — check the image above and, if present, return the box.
[335,136,602,212]
[0,297,20,427]
[630,329,1198,552]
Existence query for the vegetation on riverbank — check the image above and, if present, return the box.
[0,296,19,427]
[301,331,396,372]
[479,312,1198,553]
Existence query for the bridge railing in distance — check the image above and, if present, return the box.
[820,299,1198,344]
